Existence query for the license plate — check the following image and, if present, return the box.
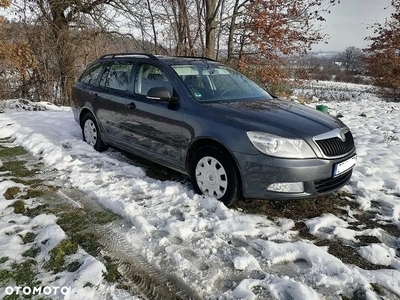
[333,155,357,177]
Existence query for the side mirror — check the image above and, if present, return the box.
[147,87,179,103]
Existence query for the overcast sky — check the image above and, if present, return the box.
[312,0,394,52]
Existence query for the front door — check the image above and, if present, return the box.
[123,63,185,169]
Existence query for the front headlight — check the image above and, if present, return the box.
[246,131,316,158]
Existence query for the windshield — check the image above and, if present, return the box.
[171,63,273,102]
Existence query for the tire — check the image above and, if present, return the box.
[190,146,241,207]
[81,113,108,152]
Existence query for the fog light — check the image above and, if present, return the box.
[267,182,304,193]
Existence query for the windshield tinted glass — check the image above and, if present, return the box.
[171,63,273,102]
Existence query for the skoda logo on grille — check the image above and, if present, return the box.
[339,131,346,142]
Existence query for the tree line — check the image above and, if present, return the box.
[0,0,399,103]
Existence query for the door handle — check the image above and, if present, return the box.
[127,102,136,110]
[93,93,99,101]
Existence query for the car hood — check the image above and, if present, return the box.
[208,98,345,138]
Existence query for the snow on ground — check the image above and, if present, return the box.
[299,80,375,92]
[309,94,400,226]
[294,80,377,103]
[0,180,134,299]
[0,89,400,299]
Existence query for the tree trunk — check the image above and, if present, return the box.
[215,0,225,60]
[146,0,158,54]
[51,7,74,105]
[205,0,217,59]
[171,0,184,55]
[227,0,240,61]
[195,0,205,57]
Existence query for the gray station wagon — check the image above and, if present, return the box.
[71,53,357,206]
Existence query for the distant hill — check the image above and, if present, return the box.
[308,51,340,58]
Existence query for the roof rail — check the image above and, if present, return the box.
[98,53,158,60]
[175,55,216,62]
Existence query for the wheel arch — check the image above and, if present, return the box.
[79,107,97,127]
[80,107,108,151]
[185,138,243,192]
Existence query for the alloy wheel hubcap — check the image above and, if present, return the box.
[83,119,97,146]
[195,156,227,199]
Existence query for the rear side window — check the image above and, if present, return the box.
[100,62,134,91]
[80,63,104,85]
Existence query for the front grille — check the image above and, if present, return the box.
[315,131,354,157]
[314,170,352,194]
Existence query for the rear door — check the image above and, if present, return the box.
[94,61,135,141]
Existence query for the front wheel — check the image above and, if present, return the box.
[81,113,108,152]
[190,146,241,207]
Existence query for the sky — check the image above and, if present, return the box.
[312,0,394,52]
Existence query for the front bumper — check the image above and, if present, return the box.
[233,150,356,200]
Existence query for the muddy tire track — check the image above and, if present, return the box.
[99,223,202,300]
[56,188,202,300]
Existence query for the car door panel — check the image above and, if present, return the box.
[123,97,183,165]
[122,63,185,168]
[93,61,134,142]
[94,89,127,141]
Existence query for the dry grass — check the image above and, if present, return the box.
[234,192,357,221]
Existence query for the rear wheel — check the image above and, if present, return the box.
[81,113,108,152]
[190,146,241,207]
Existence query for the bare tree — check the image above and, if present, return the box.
[204,0,224,58]
[120,0,334,62]
[11,0,139,104]
[170,0,193,55]
[338,46,364,71]
[146,0,159,53]
[227,0,248,60]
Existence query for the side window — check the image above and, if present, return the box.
[80,64,104,85]
[99,61,134,91]
[135,64,173,96]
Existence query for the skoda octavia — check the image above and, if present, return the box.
[71,53,356,206]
